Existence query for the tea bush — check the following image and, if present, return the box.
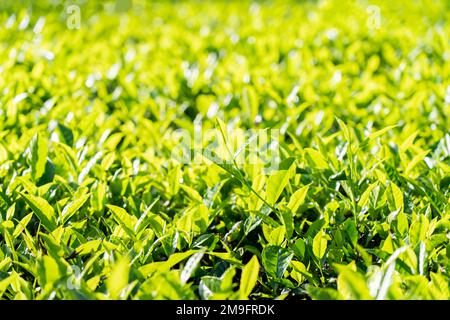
[0,0,449,299]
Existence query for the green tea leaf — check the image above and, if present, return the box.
[266,167,293,205]
[180,251,205,285]
[20,193,57,232]
[61,193,90,224]
[30,134,48,181]
[313,230,328,259]
[262,245,293,278]
[335,265,372,300]
[409,215,429,245]
[239,255,260,299]
[106,205,137,239]
[307,287,342,300]
[139,250,198,276]
[287,185,309,214]
[107,256,130,299]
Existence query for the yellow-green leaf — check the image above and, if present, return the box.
[239,255,260,299]
[313,230,328,259]
[107,257,130,299]
[266,167,294,205]
[20,193,57,232]
[287,185,309,213]
[61,193,91,224]
[30,133,48,181]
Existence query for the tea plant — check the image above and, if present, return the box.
[0,0,449,300]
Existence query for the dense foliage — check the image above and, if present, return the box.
[0,0,449,300]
